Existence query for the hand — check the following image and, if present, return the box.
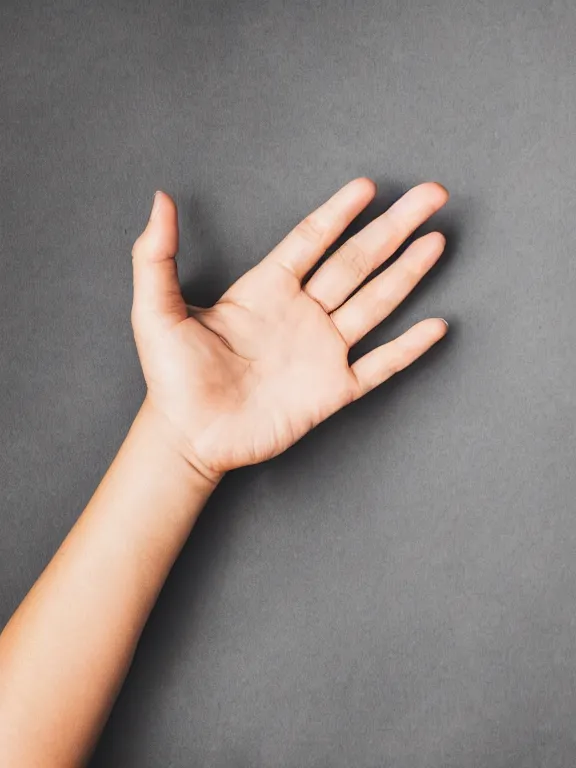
[131,178,449,482]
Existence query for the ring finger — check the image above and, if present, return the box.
[331,231,446,347]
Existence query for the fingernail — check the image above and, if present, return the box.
[150,191,161,221]
[440,318,449,329]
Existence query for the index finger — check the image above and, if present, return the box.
[263,177,377,280]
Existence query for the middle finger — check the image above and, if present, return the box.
[303,182,448,312]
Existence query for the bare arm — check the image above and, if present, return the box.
[0,178,449,766]
[0,401,217,766]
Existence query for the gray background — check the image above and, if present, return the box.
[2,1,576,766]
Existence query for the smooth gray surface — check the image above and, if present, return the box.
[2,1,576,765]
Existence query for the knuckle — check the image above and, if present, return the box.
[338,239,371,282]
[401,261,424,284]
[381,210,403,243]
[295,213,326,245]
[387,351,406,376]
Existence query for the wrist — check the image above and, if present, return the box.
[137,397,225,493]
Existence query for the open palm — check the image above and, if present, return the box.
[131,178,449,481]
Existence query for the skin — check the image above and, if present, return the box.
[0,177,449,766]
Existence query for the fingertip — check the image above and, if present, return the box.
[357,176,377,193]
[425,230,447,251]
[414,181,449,206]
[150,189,177,221]
[133,189,179,263]
[416,316,450,340]
[433,317,450,338]
[430,181,450,203]
[349,176,377,201]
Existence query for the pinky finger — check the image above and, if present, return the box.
[351,318,448,397]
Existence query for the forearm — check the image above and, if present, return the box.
[0,398,218,767]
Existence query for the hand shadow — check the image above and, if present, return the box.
[177,191,233,308]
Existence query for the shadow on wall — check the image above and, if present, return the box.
[179,192,234,308]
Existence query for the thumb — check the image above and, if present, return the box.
[131,191,187,328]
